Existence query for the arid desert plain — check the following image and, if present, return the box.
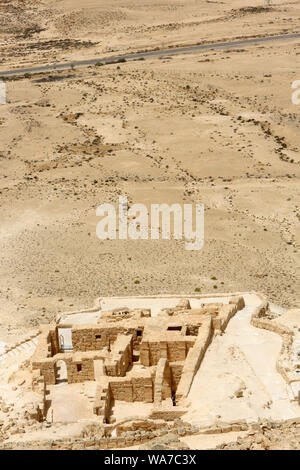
[0,0,299,451]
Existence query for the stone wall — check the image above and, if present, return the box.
[32,332,134,385]
[0,419,200,450]
[212,303,238,332]
[31,369,47,421]
[176,316,213,401]
[170,362,184,391]
[109,376,154,403]
[93,385,111,422]
[140,337,195,366]
[32,357,56,385]
[154,358,172,404]
[250,301,295,388]
[49,328,60,356]
[72,327,112,351]
[32,327,54,359]
[32,352,99,385]
[105,335,133,377]
[72,325,143,352]
[149,408,187,420]
[65,354,96,383]
[230,296,245,311]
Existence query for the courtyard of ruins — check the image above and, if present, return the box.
[0,291,299,449]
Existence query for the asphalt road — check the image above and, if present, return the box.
[0,32,300,78]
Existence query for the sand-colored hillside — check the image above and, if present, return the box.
[0,1,299,452]
[1,0,300,69]
[0,31,299,343]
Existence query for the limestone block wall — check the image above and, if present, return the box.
[32,357,56,385]
[72,327,112,351]
[109,376,154,403]
[169,362,184,391]
[132,376,153,402]
[32,337,133,386]
[167,339,193,361]
[250,301,295,388]
[212,304,237,332]
[186,324,200,336]
[93,385,111,422]
[33,354,96,385]
[140,337,195,366]
[31,369,47,421]
[109,380,133,401]
[31,325,61,385]
[33,351,106,385]
[176,317,213,401]
[72,325,143,352]
[149,408,187,421]
[229,296,245,311]
[66,356,95,383]
[116,419,171,436]
[32,328,54,361]
[105,335,133,377]
[154,358,172,404]
[49,328,60,356]
[32,369,45,394]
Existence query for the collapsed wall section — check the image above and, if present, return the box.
[105,335,133,376]
[94,385,112,422]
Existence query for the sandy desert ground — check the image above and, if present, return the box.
[0,1,299,343]
[1,0,300,68]
[0,0,299,450]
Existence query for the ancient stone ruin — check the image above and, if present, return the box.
[31,295,245,423]
[1,292,300,450]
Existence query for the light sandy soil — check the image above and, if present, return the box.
[0,0,299,450]
[1,0,300,70]
[118,430,249,450]
[185,294,299,424]
[0,30,299,345]
[179,430,249,449]
[49,382,97,422]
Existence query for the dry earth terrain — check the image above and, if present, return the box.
[0,0,299,450]
[0,25,299,342]
[1,0,300,69]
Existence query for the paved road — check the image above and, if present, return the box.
[0,32,300,78]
